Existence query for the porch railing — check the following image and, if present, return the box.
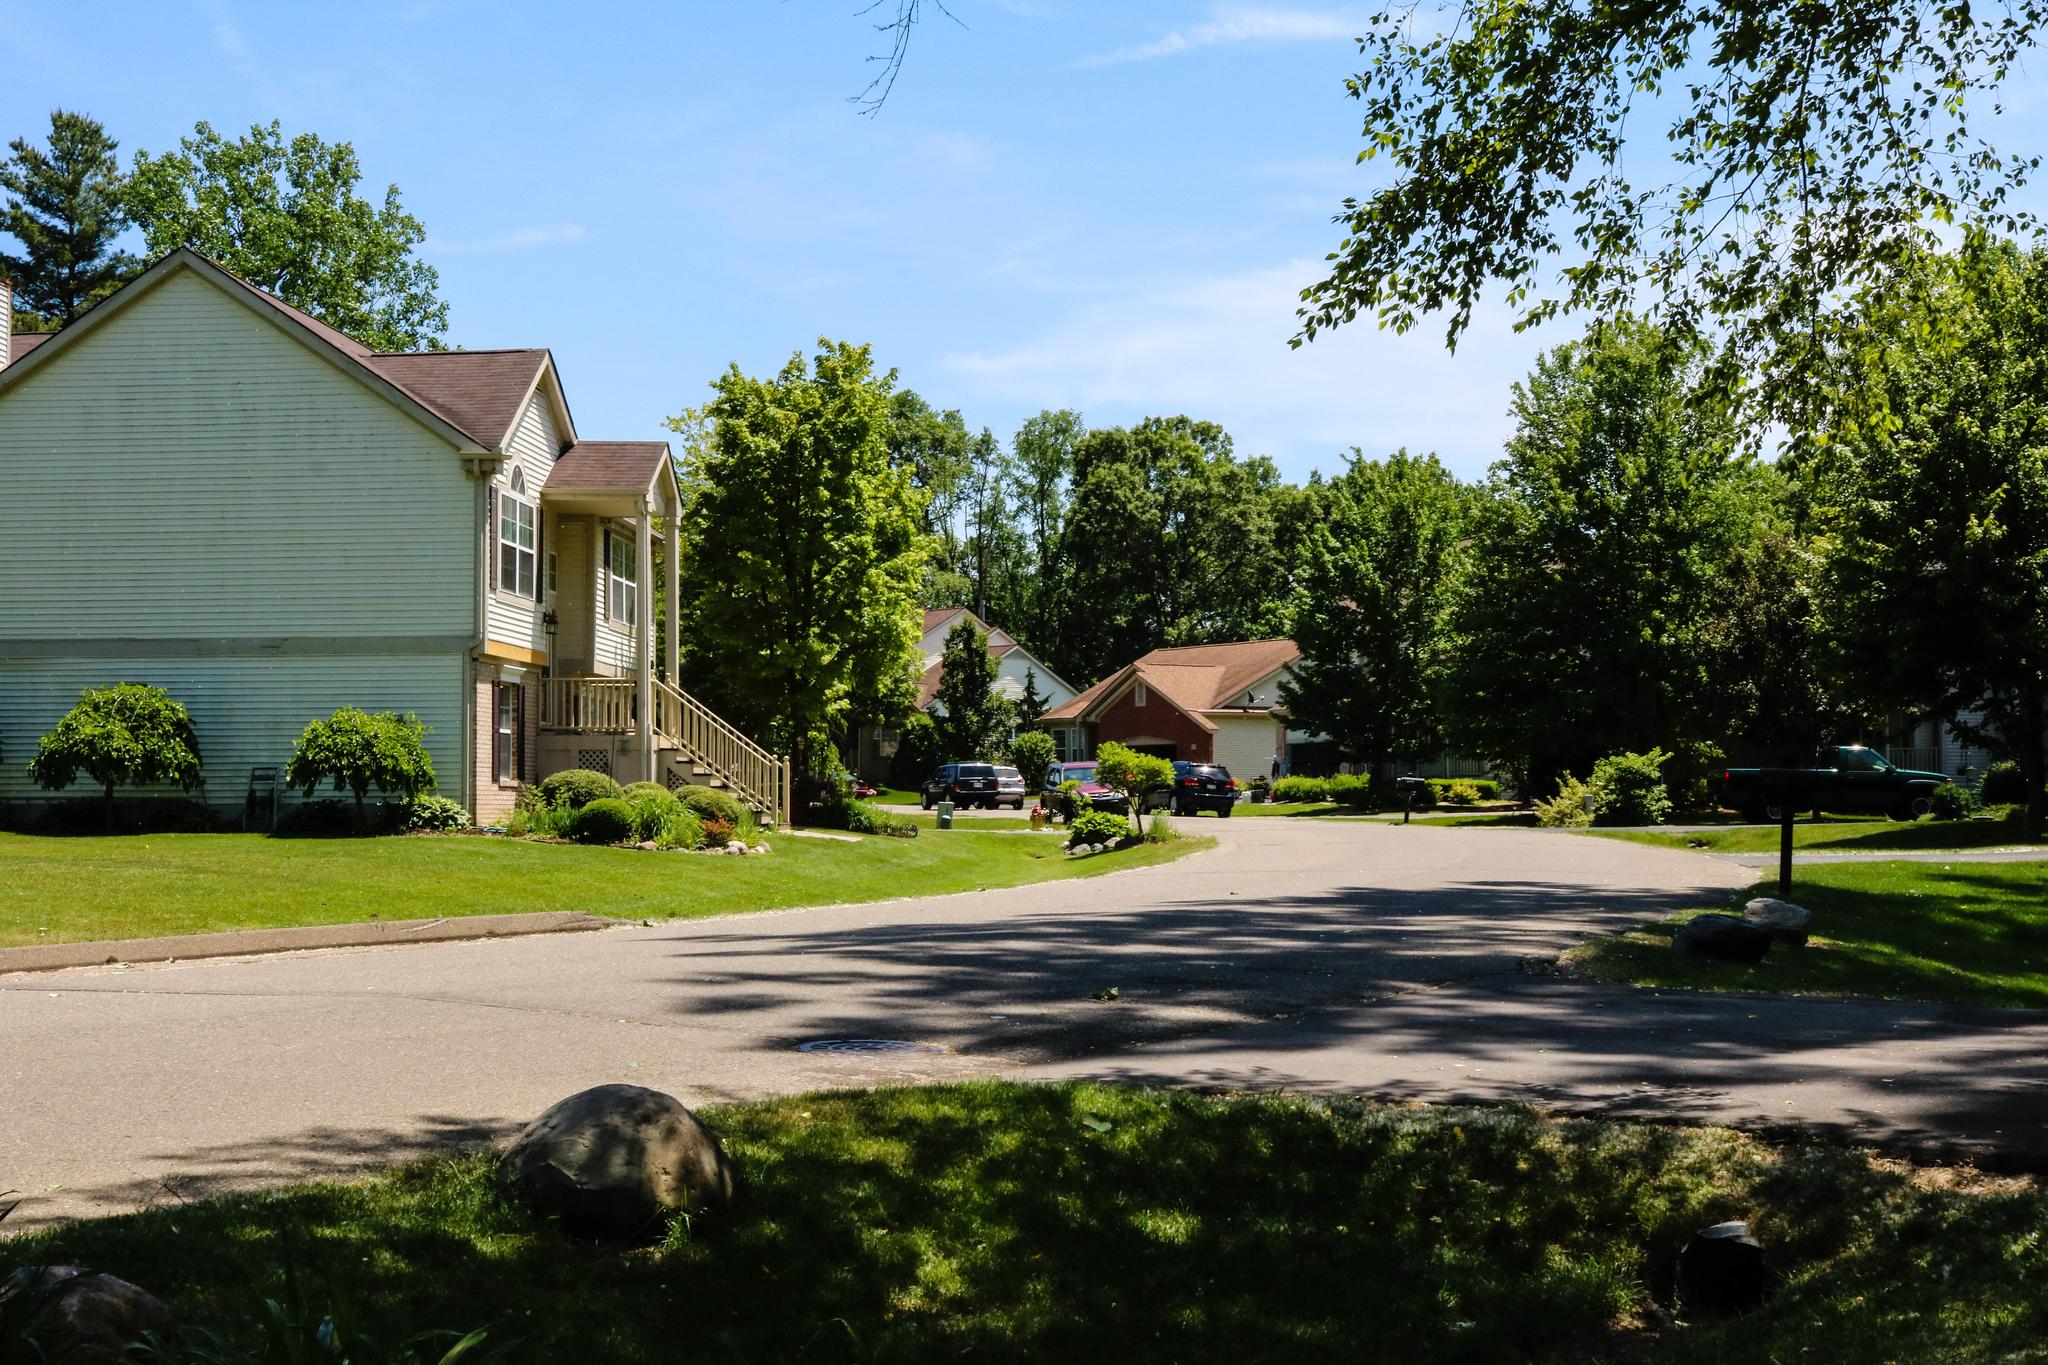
[1883,745,1943,775]
[538,674,789,826]
[538,676,636,733]
[658,678,790,827]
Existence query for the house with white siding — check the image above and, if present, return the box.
[0,251,786,827]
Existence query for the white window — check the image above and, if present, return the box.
[1134,680,1148,708]
[607,529,638,626]
[498,470,537,598]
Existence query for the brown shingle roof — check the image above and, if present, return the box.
[543,441,672,494]
[365,349,551,450]
[1041,639,1299,724]
[923,607,967,636]
[5,332,53,365]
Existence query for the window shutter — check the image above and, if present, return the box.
[602,529,614,619]
[488,487,500,593]
[533,507,544,599]
[515,682,528,781]
[491,683,505,781]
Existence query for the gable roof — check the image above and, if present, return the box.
[364,349,557,451]
[0,250,590,457]
[7,333,53,363]
[1041,638,1299,728]
[923,607,968,636]
[543,441,674,497]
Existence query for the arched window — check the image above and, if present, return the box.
[498,468,537,597]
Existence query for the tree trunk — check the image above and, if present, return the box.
[103,780,116,833]
[2022,690,2046,845]
[354,788,366,834]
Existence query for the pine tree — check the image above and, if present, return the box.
[0,110,140,325]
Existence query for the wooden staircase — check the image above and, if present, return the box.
[538,675,790,826]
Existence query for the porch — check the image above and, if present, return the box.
[529,444,790,825]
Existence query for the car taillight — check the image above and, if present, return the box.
[1226,779,1236,790]
[1722,770,1732,784]
[1180,776,1197,786]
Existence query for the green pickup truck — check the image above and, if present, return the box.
[1718,745,1951,823]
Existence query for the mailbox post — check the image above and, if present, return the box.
[1395,774,1430,825]
[1757,769,1811,898]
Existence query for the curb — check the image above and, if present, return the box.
[0,911,614,975]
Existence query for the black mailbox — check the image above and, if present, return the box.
[1395,774,1430,823]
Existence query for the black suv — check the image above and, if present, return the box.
[1144,760,1237,817]
[922,762,1000,810]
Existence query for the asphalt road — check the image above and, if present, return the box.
[4,819,2043,1229]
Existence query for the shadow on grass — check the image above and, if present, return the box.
[4,1084,2043,1364]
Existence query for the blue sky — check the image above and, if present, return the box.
[0,3,1744,480]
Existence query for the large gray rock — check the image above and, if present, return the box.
[1743,897,1811,947]
[0,1266,175,1362]
[1673,914,1773,964]
[1675,1220,1770,1316]
[497,1083,734,1239]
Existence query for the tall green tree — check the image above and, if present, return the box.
[1281,451,1468,776]
[1007,408,1085,652]
[1057,416,1293,683]
[931,617,1012,760]
[886,389,973,604]
[127,120,447,351]
[1821,235,2048,839]
[0,110,138,325]
[1300,3,2048,420]
[673,340,929,771]
[961,425,1027,623]
[1445,320,1775,797]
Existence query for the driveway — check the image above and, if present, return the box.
[4,819,2042,1229]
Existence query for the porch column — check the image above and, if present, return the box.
[664,495,681,685]
[637,501,657,783]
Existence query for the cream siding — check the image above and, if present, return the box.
[0,654,465,805]
[0,269,474,641]
[992,652,1076,709]
[486,391,562,652]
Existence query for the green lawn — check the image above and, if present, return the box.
[1570,860,2048,1008]
[868,786,923,806]
[1591,814,2040,855]
[1238,802,1536,826]
[6,1083,2042,1363]
[0,830,1210,948]
[899,811,1048,831]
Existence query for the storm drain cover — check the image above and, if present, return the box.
[797,1038,949,1056]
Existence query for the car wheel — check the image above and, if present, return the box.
[921,793,931,810]
[1761,801,1788,823]
[1218,802,1232,818]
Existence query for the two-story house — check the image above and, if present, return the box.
[0,251,786,826]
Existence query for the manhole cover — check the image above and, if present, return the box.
[796,1038,948,1056]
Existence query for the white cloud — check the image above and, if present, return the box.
[427,224,588,254]
[1076,4,1363,68]
[939,258,1545,479]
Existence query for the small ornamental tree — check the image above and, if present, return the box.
[1093,741,1174,836]
[1009,729,1056,794]
[285,708,436,821]
[28,683,204,827]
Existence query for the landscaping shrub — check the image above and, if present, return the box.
[1430,778,1499,803]
[700,812,736,846]
[1929,781,1978,821]
[1589,748,1672,826]
[507,799,574,841]
[1009,730,1057,793]
[679,786,754,838]
[31,796,224,835]
[28,682,204,827]
[275,799,403,837]
[626,788,687,841]
[1978,759,2029,807]
[1049,779,1093,822]
[1440,780,1484,807]
[285,708,436,819]
[537,768,624,809]
[1535,773,1597,828]
[568,797,637,845]
[1067,810,1133,849]
[1271,775,1328,804]
[1329,774,1374,809]
[403,795,472,833]
[806,795,917,838]
[885,711,942,789]
[1143,810,1179,843]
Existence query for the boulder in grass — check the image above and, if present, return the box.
[1742,897,1811,947]
[1676,1220,1770,1316]
[1673,914,1773,964]
[497,1083,735,1240]
[0,1266,176,1362]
